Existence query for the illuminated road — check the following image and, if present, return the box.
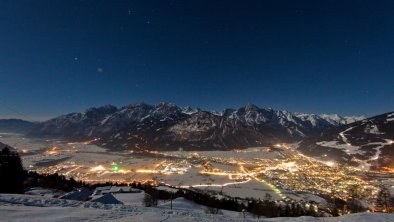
[240,164,289,201]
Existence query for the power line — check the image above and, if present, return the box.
[0,99,34,121]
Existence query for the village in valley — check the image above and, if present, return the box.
[1,132,393,215]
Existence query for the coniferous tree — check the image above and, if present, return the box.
[143,193,155,207]
[347,184,364,213]
[0,147,24,193]
[390,196,394,212]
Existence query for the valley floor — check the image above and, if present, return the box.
[0,194,393,222]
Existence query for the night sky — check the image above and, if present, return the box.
[1,0,394,120]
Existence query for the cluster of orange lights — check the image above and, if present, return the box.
[67,138,100,145]
[46,146,59,155]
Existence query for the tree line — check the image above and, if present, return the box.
[0,147,86,194]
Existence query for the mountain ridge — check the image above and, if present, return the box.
[0,119,39,134]
[26,102,366,151]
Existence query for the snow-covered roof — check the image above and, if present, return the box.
[109,186,131,193]
[61,189,92,201]
[95,186,112,191]
[91,193,123,205]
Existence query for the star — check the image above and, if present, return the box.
[97,67,104,73]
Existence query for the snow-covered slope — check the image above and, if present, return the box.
[299,112,394,170]
[0,194,393,222]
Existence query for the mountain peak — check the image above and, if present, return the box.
[155,102,177,108]
[85,104,118,113]
[181,106,201,115]
[122,102,152,109]
[244,103,259,111]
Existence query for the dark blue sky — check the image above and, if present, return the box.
[1,0,394,120]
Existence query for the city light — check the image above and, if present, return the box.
[90,165,106,172]
[112,163,121,171]
[324,161,336,167]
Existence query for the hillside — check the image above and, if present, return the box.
[298,112,394,170]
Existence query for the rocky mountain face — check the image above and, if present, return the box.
[28,105,119,139]
[220,104,364,139]
[27,102,364,151]
[298,112,394,170]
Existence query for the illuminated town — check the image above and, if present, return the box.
[2,132,393,212]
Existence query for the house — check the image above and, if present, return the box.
[61,189,93,201]
[91,193,123,205]
[93,186,142,195]
[109,186,131,193]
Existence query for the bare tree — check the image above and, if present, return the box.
[376,186,391,213]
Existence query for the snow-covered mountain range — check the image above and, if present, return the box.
[26,102,365,151]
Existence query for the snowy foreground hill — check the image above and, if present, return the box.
[1,194,393,222]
